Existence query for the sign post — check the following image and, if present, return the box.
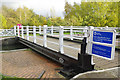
[87,29,116,60]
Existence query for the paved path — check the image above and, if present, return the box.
[72,67,119,79]
[2,50,64,78]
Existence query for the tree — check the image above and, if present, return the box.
[64,1,118,27]
[0,14,7,29]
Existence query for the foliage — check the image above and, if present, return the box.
[64,1,119,27]
[1,1,119,29]
[0,14,7,29]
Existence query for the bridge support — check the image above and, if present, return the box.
[78,37,94,70]
[59,37,94,79]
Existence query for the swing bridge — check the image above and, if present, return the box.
[0,25,120,78]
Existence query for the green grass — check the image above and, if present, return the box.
[23,32,84,36]
[24,33,41,36]
[0,36,15,38]
[0,74,40,80]
[116,46,120,49]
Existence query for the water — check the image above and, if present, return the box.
[1,37,28,51]
[1,43,28,51]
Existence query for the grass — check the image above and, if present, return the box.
[116,46,120,49]
[0,36,15,38]
[65,32,84,35]
[0,74,17,80]
[23,32,83,36]
[24,48,32,51]
[24,33,41,36]
[0,74,41,80]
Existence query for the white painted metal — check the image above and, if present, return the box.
[39,26,41,34]
[59,26,64,53]
[84,26,88,37]
[21,26,24,38]
[27,26,29,40]
[14,26,16,36]
[86,26,94,65]
[17,26,20,37]
[33,26,36,43]
[70,26,73,40]
[105,26,108,30]
[0,29,14,36]
[43,25,47,47]
[51,25,53,36]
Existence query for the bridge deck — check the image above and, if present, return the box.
[25,35,80,59]
[23,35,119,70]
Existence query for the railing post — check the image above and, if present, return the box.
[59,26,64,53]
[21,26,24,38]
[17,26,20,37]
[14,26,16,36]
[84,26,88,37]
[88,26,94,65]
[39,26,41,34]
[51,25,53,36]
[33,26,36,43]
[27,26,29,40]
[105,26,108,30]
[70,26,73,40]
[43,25,47,47]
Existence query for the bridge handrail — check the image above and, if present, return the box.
[0,29,15,36]
[12,25,118,60]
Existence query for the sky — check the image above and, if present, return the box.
[1,0,81,18]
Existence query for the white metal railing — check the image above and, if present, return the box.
[13,25,119,64]
[14,25,87,56]
[13,25,119,59]
[0,29,15,37]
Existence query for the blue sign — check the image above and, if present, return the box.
[93,31,113,44]
[92,44,112,58]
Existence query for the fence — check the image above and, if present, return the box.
[0,29,14,37]
[0,25,119,60]
[13,25,119,59]
[13,25,90,59]
[1,26,119,37]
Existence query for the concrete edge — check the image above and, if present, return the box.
[71,67,119,79]
[0,48,29,53]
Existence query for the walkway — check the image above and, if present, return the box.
[2,50,64,78]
